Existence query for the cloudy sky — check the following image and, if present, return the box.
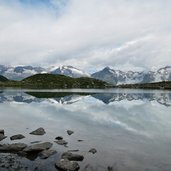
[0,0,171,71]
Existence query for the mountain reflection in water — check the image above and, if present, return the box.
[0,90,170,107]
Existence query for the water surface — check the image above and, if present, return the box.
[0,89,171,171]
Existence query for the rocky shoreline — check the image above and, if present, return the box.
[0,128,113,171]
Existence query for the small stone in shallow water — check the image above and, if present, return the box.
[108,166,114,171]
[10,134,25,140]
[23,142,52,152]
[0,129,4,135]
[39,149,57,159]
[30,128,46,135]
[56,159,80,171]
[0,134,7,141]
[61,152,84,161]
[89,148,97,154]
[68,150,79,152]
[30,141,42,144]
[0,143,27,152]
[55,140,68,145]
[83,164,94,171]
[55,136,63,140]
[67,130,74,135]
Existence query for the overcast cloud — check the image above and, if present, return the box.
[0,0,171,71]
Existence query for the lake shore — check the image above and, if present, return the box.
[0,128,112,171]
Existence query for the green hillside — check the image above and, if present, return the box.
[0,75,8,82]
[0,74,112,89]
[22,74,111,88]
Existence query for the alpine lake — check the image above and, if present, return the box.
[0,88,171,171]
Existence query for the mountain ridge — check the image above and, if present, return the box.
[0,64,171,85]
[91,66,171,85]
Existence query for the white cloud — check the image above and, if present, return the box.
[0,0,171,71]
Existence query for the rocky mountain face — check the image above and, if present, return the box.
[91,66,171,85]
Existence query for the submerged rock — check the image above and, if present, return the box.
[108,166,114,171]
[61,152,84,161]
[0,143,27,152]
[84,164,94,171]
[0,134,7,141]
[39,149,57,159]
[56,159,80,171]
[68,150,79,152]
[10,134,25,141]
[55,139,68,145]
[23,142,52,152]
[67,130,74,136]
[55,136,63,140]
[89,148,97,154]
[0,129,4,135]
[30,141,42,144]
[30,128,46,135]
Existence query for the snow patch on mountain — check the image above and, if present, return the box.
[50,65,90,78]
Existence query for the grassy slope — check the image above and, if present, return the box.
[0,74,111,89]
[0,75,8,82]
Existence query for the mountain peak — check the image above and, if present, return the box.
[50,65,90,78]
[103,66,111,71]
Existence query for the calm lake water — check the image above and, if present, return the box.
[0,88,171,171]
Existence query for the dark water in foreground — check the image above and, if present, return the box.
[0,88,171,171]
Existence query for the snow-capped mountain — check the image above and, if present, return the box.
[0,65,45,80]
[156,66,171,81]
[0,65,90,80]
[91,67,144,85]
[50,65,90,78]
[91,66,171,85]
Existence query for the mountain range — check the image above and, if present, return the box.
[0,64,171,85]
[0,65,89,80]
[92,66,171,85]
